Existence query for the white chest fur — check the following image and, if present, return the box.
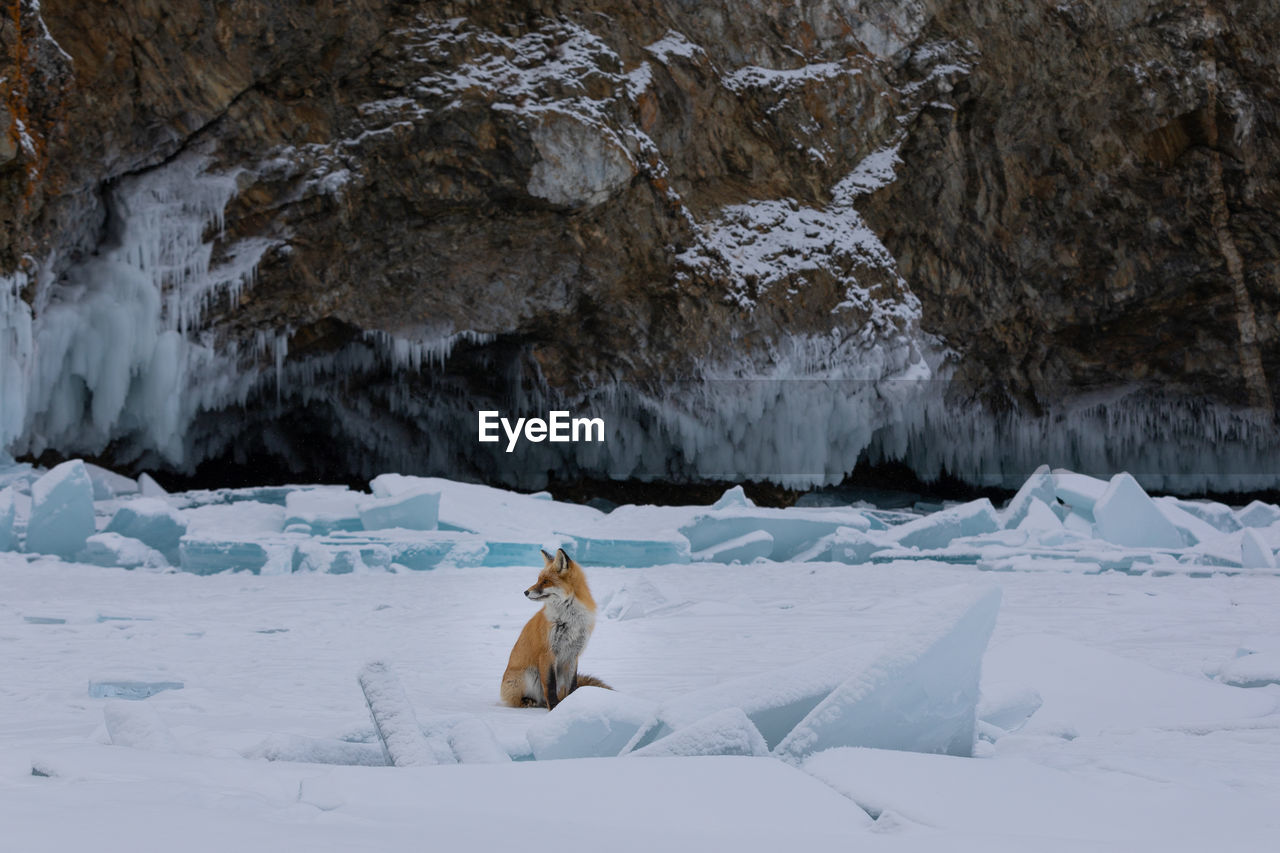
[544,597,594,660]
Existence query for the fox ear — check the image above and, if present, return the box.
[540,549,554,564]
[553,548,569,572]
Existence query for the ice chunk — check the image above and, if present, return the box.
[977,684,1043,734]
[88,679,184,699]
[1218,651,1280,688]
[1169,498,1240,533]
[294,540,386,574]
[182,500,285,536]
[358,489,440,531]
[1001,465,1058,529]
[819,526,889,564]
[1152,496,1224,546]
[447,718,512,764]
[77,532,169,570]
[887,499,999,550]
[1062,510,1094,538]
[104,497,187,563]
[1236,500,1280,529]
[1092,473,1182,549]
[26,459,96,558]
[1015,498,1064,533]
[1051,469,1107,517]
[322,530,488,570]
[773,586,1001,762]
[526,687,659,760]
[178,535,300,575]
[627,708,768,758]
[712,485,754,509]
[0,485,14,551]
[244,733,388,766]
[357,661,454,767]
[84,463,139,500]
[284,488,364,535]
[137,472,169,499]
[103,699,177,751]
[570,533,691,567]
[1239,528,1277,570]
[629,586,998,754]
[691,529,773,563]
[681,506,870,561]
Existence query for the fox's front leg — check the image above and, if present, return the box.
[542,659,559,710]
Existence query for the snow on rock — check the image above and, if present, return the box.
[245,733,389,766]
[103,699,178,751]
[77,532,169,570]
[84,463,139,500]
[773,586,1001,762]
[887,498,999,550]
[283,488,364,535]
[357,661,454,767]
[526,687,659,760]
[691,529,773,564]
[0,486,14,551]
[88,679,184,700]
[1239,528,1278,570]
[1001,465,1059,529]
[358,489,440,532]
[1052,469,1107,518]
[627,708,769,758]
[103,497,187,563]
[447,718,513,764]
[1218,651,1280,688]
[1237,500,1280,529]
[26,459,96,559]
[1092,473,1182,549]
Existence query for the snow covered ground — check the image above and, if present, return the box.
[2,463,1279,851]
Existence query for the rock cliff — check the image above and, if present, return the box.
[3,0,1279,491]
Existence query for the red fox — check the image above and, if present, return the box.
[500,548,610,709]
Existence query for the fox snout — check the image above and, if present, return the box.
[525,586,548,600]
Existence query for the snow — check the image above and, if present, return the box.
[357,661,452,767]
[4,469,1280,849]
[77,532,169,570]
[283,488,363,535]
[773,586,1000,762]
[1217,651,1280,688]
[26,459,96,559]
[1092,472,1183,549]
[103,700,178,751]
[526,687,659,760]
[627,707,769,758]
[103,497,187,563]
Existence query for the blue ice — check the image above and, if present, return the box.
[26,459,96,559]
[104,498,187,563]
[88,679,184,699]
